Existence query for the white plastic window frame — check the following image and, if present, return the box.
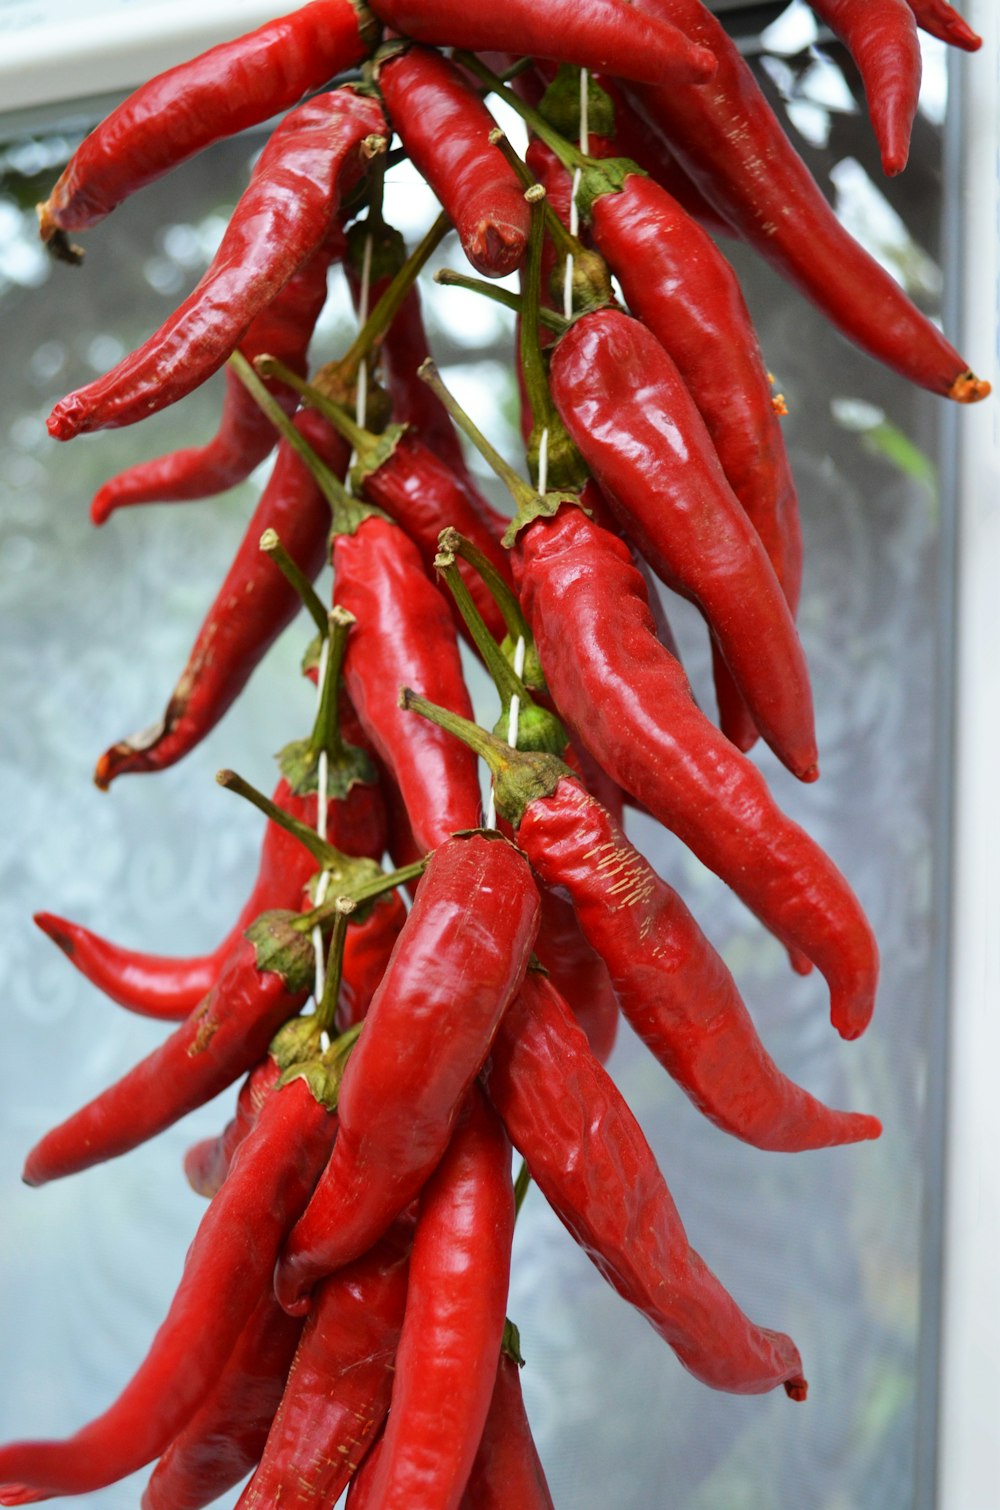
[0,3,996,1505]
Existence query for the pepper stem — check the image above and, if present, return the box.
[514,1161,532,1216]
[216,768,348,872]
[520,192,589,494]
[437,527,534,655]
[458,53,587,173]
[255,355,369,455]
[487,127,585,266]
[432,269,568,334]
[314,896,355,1038]
[335,210,450,382]
[259,528,328,637]
[297,856,429,931]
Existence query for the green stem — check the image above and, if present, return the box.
[437,528,534,651]
[418,359,536,515]
[216,768,347,871]
[308,607,354,768]
[521,188,557,436]
[258,528,328,637]
[514,1161,532,1216]
[434,549,529,715]
[314,896,355,1038]
[432,269,568,334]
[457,52,587,173]
[297,856,429,931]
[255,355,368,454]
[399,690,511,776]
[336,210,450,381]
[487,127,584,264]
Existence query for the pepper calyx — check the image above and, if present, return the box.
[246,911,316,992]
[502,489,585,548]
[348,422,408,491]
[539,65,616,142]
[277,734,378,800]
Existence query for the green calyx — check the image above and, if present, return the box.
[277,734,376,801]
[574,156,646,222]
[246,911,317,993]
[351,0,382,54]
[539,65,616,142]
[501,488,584,549]
[348,422,408,491]
[527,418,590,495]
[550,246,616,318]
[346,217,406,285]
[269,1015,325,1071]
[491,698,566,757]
[502,1317,526,1365]
[277,1020,364,1109]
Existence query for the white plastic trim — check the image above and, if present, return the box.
[937,4,1000,1507]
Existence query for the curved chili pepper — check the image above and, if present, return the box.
[626,0,988,401]
[906,0,981,48]
[509,507,878,1040]
[94,410,347,789]
[369,0,717,82]
[21,913,315,1186]
[276,832,540,1313]
[238,1220,412,1510]
[379,46,530,278]
[183,1055,281,1199]
[359,1087,514,1510]
[336,892,406,1030]
[344,1435,384,1506]
[48,89,386,439]
[458,1352,555,1510]
[549,308,817,781]
[0,1072,338,1502]
[140,1292,303,1510]
[90,230,343,521]
[38,0,379,254]
[485,971,808,1398]
[807,0,921,174]
[534,883,619,1064]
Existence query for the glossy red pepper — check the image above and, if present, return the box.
[360,1088,514,1510]
[458,1352,554,1510]
[238,1220,412,1510]
[183,1055,281,1199]
[22,913,315,1186]
[549,308,817,781]
[367,0,718,83]
[335,892,407,1030]
[276,832,540,1313]
[90,229,343,521]
[627,0,988,401]
[94,410,347,789]
[808,1,921,174]
[140,1292,303,1510]
[486,971,808,1398]
[38,1,378,252]
[0,1072,337,1502]
[48,89,386,439]
[533,883,619,1064]
[906,0,981,48]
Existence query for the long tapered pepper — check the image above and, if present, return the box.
[458,1351,555,1510]
[184,1055,282,1199]
[906,0,981,48]
[547,308,818,781]
[90,230,343,521]
[625,0,988,400]
[94,410,348,788]
[48,90,386,439]
[807,0,922,174]
[140,1292,303,1510]
[486,971,807,1397]
[37,0,378,256]
[0,1071,338,1502]
[364,0,718,83]
[276,832,540,1313]
[238,1220,413,1510]
[21,913,315,1185]
[361,1088,514,1510]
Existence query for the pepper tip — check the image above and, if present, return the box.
[949,370,991,404]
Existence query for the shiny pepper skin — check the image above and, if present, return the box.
[511,506,879,1040]
[486,971,808,1398]
[458,1353,555,1510]
[184,1055,282,1200]
[807,0,922,174]
[0,1075,337,1502]
[906,0,981,48]
[276,833,540,1313]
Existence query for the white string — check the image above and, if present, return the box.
[563,71,589,320]
[579,67,590,157]
[355,231,374,434]
[485,628,528,829]
[537,425,549,498]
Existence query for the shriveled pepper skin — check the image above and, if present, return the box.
[512,508,879,1040]
[518,776,882,1150]
[485,972,807,1398]
[0,1076,337,1502]
[95,411,348,788]
[48,89,385,440]
[276,834,540,1313]
[362,1090,514,1510]
[808,0,921,174]
[184,1055,282,1200]
[140,1292,303,1510]
[239,1222,412,1510]
[336,518,482,852]
[38,0,378,241]
[336,893,407,1031]
[22,918,313,1186]
[627,0,988,401]
[549,310,817,782]
[380,48,530,278]
[365,0,718,84]
[90,231,343,521]
[458,1354,555,1510]
[906,0,981,49]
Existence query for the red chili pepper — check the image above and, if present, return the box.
[626,0,988,400]
[359,1087,514,1510]
[276,832,540,1313]
[21,913,315,1186]
[372,1,718,82]
[548,308,817,782]
[94,410,347,789]
[534,883,619,1064]
[140,1292,303,1510]
[906,0,981,48]
[47,89,386,439]
[379,46,530,278]
[485,970,808,1398]
[807,0,921,174]
[238,1220,412,1510]
[458,1352,554,1510]
[37,1,379,256]
[335,892,407,1030]
[0,1072,338,1501]
[90,229,343,522]
[183,1055,281,1199]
